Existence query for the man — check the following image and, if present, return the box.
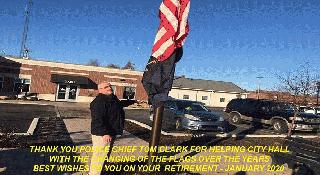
[89,82,125,175]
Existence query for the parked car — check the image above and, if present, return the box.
[316,107,320,115]
[225,98,320,133]
[17,92,38,101]
[149,99,226,132]
[299,106,320,115]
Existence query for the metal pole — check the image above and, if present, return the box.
[257,84,260,99]
[317,82,320,106]
[287,106,298,137]
[256,76,263,99]
[148,104,164,165]
[287,90,299,137]
[20,0,33,58]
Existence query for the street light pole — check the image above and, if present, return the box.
[316,82,320,106]
[256,76,264,99]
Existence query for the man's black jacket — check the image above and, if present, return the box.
[90,93,125,136]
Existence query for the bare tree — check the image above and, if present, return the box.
[276,63,317,105]
[106,64,120,69]
[122,61,135,70]
[276,62,318,136]
[0,49,5,56]
[86,59,100,67]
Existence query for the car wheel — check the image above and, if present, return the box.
[272,119,288,134]
[175,118,183,130]
[229,113,241,124]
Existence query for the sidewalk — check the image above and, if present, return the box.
[63,118,149,175]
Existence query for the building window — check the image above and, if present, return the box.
[14,78,31,93]
[123,86,135,99]
[183,95,189,99]
[202,96,208,100]
[0,75,3,91]
[220,98,225,102]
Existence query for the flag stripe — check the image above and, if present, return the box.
[153,27,167,45]
[156,43,176,62]
[170,0,179,7]
[164,0,179,14]
[153,30,174,53]
[159,12,175,35]
[152,38,174,58]
[177,1,190,40]
[152,0,190,62]
[159,2,178,32]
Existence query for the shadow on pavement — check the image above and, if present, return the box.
[100,136,228,175]
[270,137,320,175]
[0,145,83,175]
[0,116,86,175]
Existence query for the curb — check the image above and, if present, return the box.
[26,117,39,135]
[0,118,39,136]
[214,133,320,139]
[55,106,61,118]
[0,101,49,106]
[125,119,192,137]
[124,107,149,110]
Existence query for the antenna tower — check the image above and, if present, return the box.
[20,0,33,58]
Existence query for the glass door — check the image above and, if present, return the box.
[57,84,67,100]
[68,85,78,100]
[56,84,79,101]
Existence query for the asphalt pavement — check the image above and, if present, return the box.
[0,100,315,175]
[0,103,56,133]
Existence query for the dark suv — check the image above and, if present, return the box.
[150,99,226,132]
[225,98,320,133]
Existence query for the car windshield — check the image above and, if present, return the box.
[276,103,295,111]
[176,101,209,112]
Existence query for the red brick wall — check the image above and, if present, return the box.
[1,61,148,101]
[248,90,318,105]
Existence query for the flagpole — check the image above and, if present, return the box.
[143,0,190,165]
[148,104,164,165]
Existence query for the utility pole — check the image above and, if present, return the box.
[20,0,33,59]
[256,76,264,99]
[317,82,320,106]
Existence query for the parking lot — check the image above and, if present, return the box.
[0,101,318,137]
[0,103,56,133]
[1,101,320,175]
[127,107,319,137]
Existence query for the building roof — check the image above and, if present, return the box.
[1,56,143,76]
[172,76,246,93]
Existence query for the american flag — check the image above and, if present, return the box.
[151,0,190,62]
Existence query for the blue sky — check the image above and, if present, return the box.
[1,0,319,91]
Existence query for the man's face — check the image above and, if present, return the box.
[98,83,113,95]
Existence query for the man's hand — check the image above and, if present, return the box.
[102,135,112,143]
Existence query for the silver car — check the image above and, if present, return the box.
[150,99,226,132]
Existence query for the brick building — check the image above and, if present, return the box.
[0,56,148,102]
[248,90,318,105]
